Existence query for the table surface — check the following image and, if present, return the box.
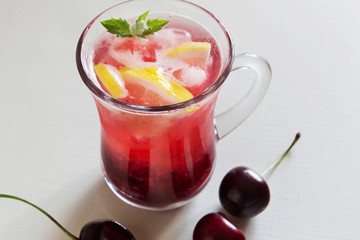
[1,0,359,239]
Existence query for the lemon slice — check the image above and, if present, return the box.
[94,63,127,98]
[119,67,194,105]
[164,41,211,67]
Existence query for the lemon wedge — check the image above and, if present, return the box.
[164,42,211,67]
[94,63,127,98]
[119,67,194,105]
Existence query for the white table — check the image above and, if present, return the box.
[1,0,359,239]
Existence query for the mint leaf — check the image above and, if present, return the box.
[144,19,170,35]
[136,11,149,24]
[101,11,169,39]
[100,18,133,38]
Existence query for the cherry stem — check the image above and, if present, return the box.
[261,132,301,178]
[0,194,79,240]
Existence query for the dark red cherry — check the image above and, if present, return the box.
[219,167,270,218]
[0,194,136,240]
[219,133,301,218]
[80,220,135,240]
[193,212,246,240]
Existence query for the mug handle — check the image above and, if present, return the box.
[215,53,272,139]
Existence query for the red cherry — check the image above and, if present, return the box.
[79,220,135,240]
[219,133,301,218]
[219,167,270,218]
[193,212,246,240]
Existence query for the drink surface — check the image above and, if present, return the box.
[93,14,221,106]
[92,14,221,209]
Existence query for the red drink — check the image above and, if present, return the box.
[77,1,271,210]
[92,14,222,209]
[98,97,217,208]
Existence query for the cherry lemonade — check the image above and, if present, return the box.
[92,14,222,209]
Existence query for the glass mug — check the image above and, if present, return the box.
[76,0,271,210]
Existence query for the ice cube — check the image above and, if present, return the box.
[108,48,148,69]
[111,37,159,64]
[173,67,207,87]
[148,28,191,49]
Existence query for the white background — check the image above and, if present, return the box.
[1,0,360,239]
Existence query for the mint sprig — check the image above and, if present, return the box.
[100,11,169,39]
[100,18,133,38]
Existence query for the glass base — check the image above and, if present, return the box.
[104,176,193,211]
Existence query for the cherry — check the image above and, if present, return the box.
[0,194,135,240]
[80,219,135,240]
[219,132,301,218]
[219,166,270,218]
[193,212,245,240]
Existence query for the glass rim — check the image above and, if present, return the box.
[76,0,234,113]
